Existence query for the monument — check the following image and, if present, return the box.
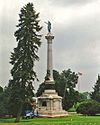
[37,21,68,117]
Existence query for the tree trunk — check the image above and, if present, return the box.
[15,103,23,122]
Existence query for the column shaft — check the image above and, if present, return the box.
[45,33,54,81]
[47,40,53,80]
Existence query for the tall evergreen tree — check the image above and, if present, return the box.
[8,3,42,122]
[91,75,100,103]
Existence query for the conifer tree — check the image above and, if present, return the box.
[8,3,42,122]
[91,75,100,103]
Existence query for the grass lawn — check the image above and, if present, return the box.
[0,114,100,125]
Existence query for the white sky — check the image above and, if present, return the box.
[0,0,100,92]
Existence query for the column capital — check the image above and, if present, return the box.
[45,33,54,41]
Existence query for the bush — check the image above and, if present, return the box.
[68,106,76,112]
[76,100,100,116]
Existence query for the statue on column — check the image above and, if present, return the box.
[45,21,51,33]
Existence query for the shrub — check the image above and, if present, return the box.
[76,100,100,116]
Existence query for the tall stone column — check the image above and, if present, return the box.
[45,33,54,83]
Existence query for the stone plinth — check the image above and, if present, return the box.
[37,89,68,117]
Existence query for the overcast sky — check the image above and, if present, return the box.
[0,0,100,92]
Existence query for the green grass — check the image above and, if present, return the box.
[0,115,100,125]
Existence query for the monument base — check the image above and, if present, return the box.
[37,89,68,117]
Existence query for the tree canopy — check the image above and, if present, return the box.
[0,87,11,116]
[0,86,3,93]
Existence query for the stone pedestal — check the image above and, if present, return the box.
[38,87,68,117]
[37,32,68,117]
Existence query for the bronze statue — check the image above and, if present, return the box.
[45,21,51,33]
